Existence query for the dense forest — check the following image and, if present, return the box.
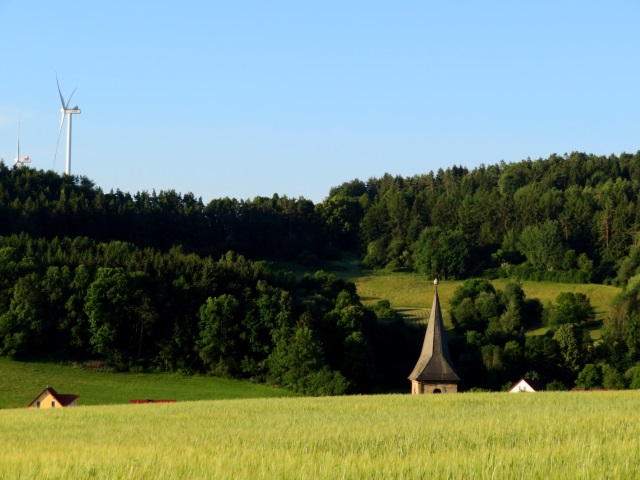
[2,151,640,392]
[0,232,420,395]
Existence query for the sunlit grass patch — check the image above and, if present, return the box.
[396,307,430,325]
[347,270,620,322]
[491,279,620,320]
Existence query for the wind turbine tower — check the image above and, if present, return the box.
[14,114,31,167]
[55,75,81,175]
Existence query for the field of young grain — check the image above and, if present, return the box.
[1,391,638,479]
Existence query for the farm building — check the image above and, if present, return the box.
[27,386,79,408]
[130,399,176,404]
[509,377,545,393]
[408,279,461,394]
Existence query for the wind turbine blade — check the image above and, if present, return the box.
[54,112,65,169]
[66,88,78,109]
[56,73,66,108]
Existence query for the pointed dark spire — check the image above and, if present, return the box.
[408,279,460,383]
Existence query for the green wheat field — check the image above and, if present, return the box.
[1,391,639,479]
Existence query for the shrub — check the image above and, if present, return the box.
[601,365,626,390]
[545,380,567,391]
[575,364,601,389]
[626,367,640,389]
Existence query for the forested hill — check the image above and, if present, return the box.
[0,162,421,394]
[3,152,640,393]
[331,151,640,285]
[4,151,640,285]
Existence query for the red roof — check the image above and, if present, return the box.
[27,387,79,407]
[130,399,176,404]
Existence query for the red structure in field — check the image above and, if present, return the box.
[130,399,176,404]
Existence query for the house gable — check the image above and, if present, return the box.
[509,377,544,393]
[27,387,79,408]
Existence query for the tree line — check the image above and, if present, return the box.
[0,164,329,260]
[3,152,640,286]
[335,151,640,285]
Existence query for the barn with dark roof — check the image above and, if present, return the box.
[27,386,79,408]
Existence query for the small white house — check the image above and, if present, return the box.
[509,377,544,393]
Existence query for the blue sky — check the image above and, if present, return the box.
[1,1,639,203]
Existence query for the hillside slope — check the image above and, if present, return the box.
[0,359,294,409]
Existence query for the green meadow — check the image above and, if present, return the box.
[346,270,620,328]
[0,359,294,410]
[1,391,639,479]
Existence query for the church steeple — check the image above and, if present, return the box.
[408,278,460,394]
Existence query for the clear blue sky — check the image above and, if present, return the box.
[1,1,639,203]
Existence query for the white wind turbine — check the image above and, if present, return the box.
[54,75,81,175]
[14,114,32,167]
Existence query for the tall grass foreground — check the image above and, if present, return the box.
[1,391,639,479]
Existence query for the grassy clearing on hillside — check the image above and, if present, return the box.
[1,391,639,479]
[346,270,620,323]
[0,359,294,409]
[279,258,620,329]
[491,279,620,318]
[346,271,456,308]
